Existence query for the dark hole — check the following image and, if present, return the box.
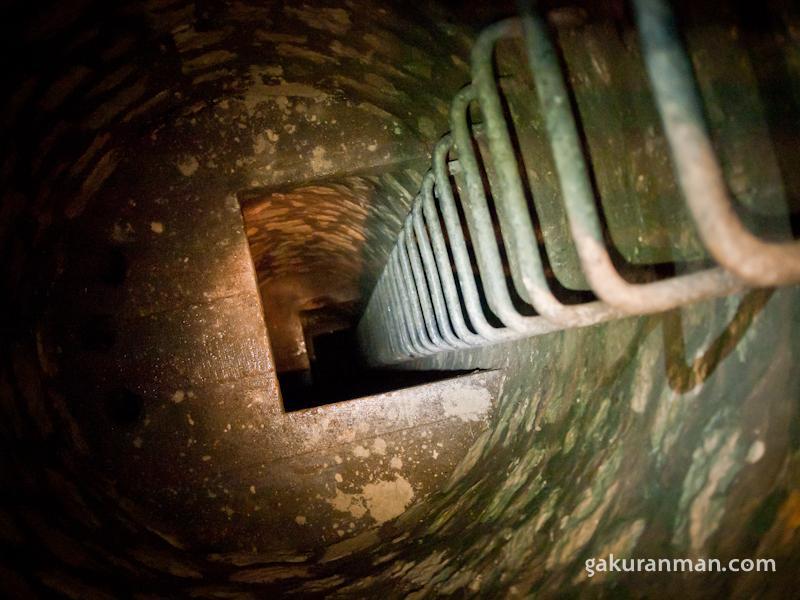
[279,325,469,411]
[100,247,128,286]
[104,388,144,425]
[78,315,117,352]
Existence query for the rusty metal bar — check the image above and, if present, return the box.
[420,168,484,346]
[634,0,800,286]
[515,6,744,314]
[413,175,467,348]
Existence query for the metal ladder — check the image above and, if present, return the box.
[357,0,800,365]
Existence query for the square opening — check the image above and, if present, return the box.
[239,184,463,411]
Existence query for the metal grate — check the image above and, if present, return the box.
[357,0,800,366]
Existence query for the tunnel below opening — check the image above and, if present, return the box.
[240,185,463,410]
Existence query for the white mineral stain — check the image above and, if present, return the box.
[177,155,199,176]
[243,65,327,115]
[441,386,492,422]
[390,456,403,470]
[325,475,414,525]
[171,390,185,403]
[326,488,367,519]
[310,146,333,173]
[360,475,414,524]
[372,438,387,455]
[746,439,765,464]
[334,473,343,483]
[352,445,370,458]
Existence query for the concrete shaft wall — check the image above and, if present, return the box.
[1,0,799,597]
